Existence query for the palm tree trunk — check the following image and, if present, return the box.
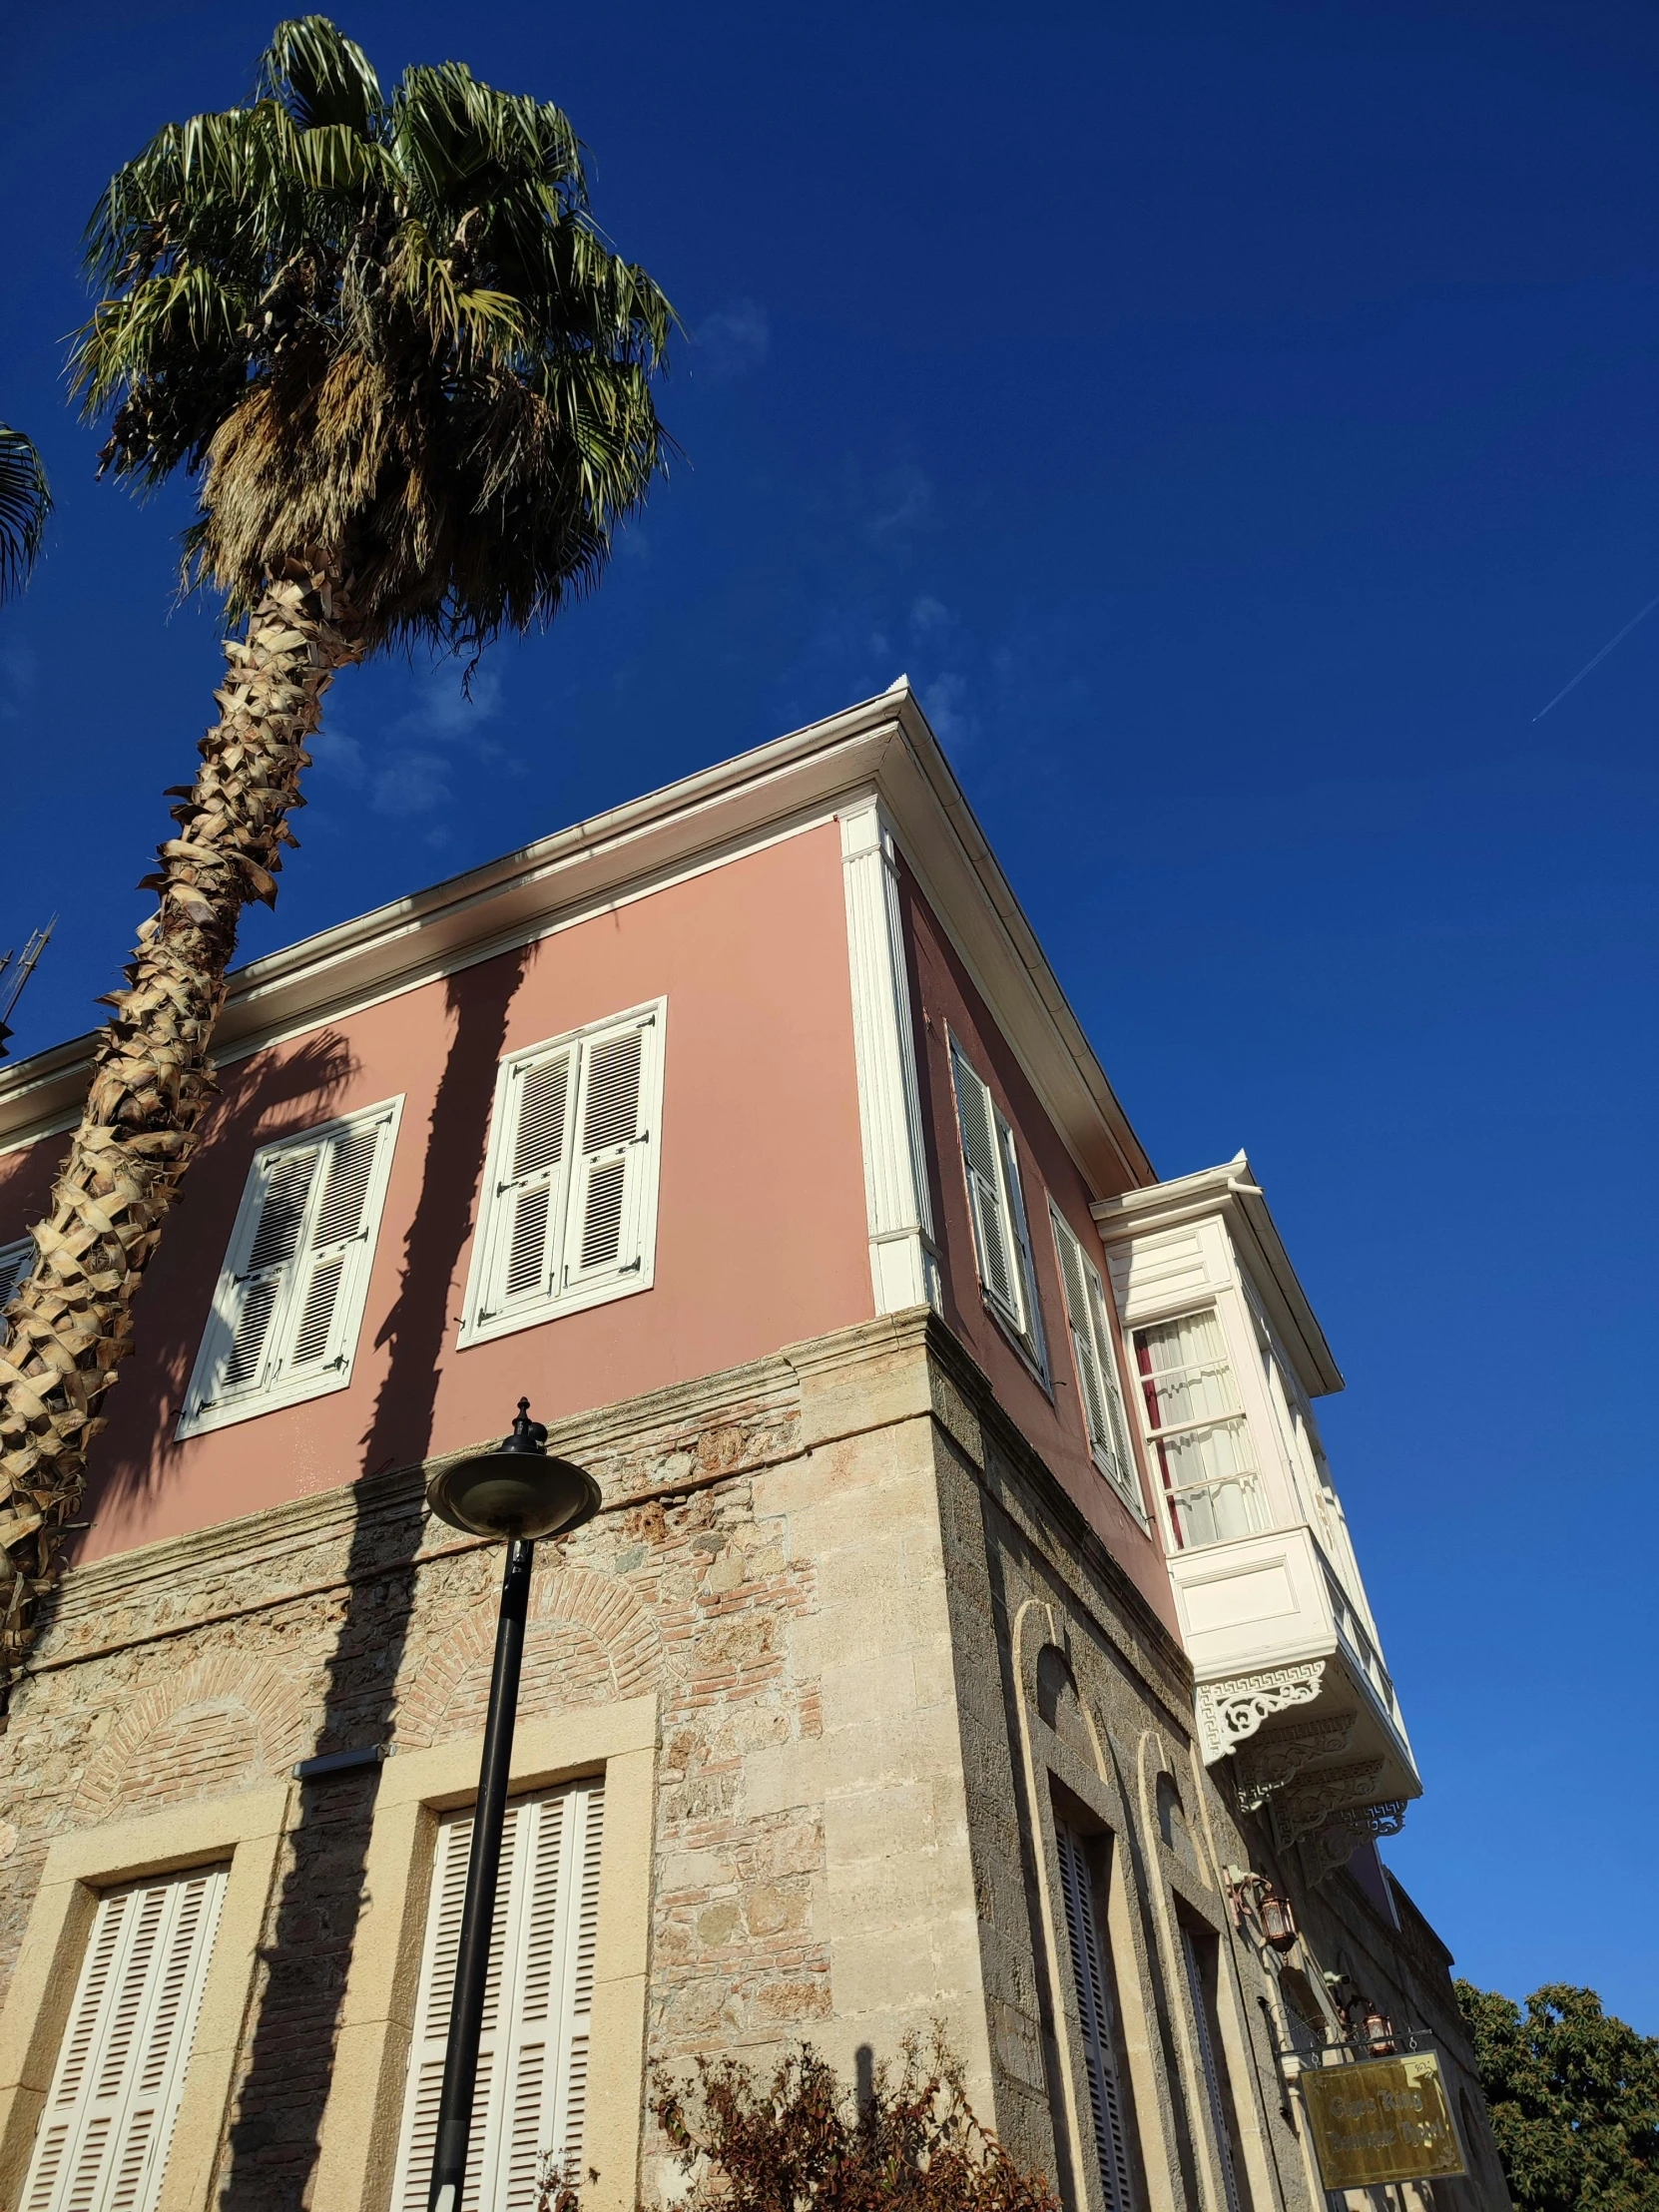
[0,552,361,1682]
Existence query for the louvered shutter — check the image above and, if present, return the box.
[482,1048,576,1322]
[179,1100,399,1436]
[1051,1208,1137,1505]
[21,1865,227,2212]
[950,1045,1023,1330]
[390,1778,606,2212]
[563,1018,653,1295]
[0,1234,34,1340]
[1055,1825,1136,2212]
[1180,1924,1244,2212]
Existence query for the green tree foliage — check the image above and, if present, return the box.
[1456,1980,1659,2212]
[637,2035,1061,2212]
[72,13,674,650]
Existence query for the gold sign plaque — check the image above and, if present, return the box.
[1301,2052,1466,2188]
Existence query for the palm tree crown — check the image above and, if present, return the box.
[0,424,52,601]
[72,14,674,648]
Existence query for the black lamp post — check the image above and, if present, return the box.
[422,1398,601,2212]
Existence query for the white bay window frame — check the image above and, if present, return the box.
[1130,1306,1267,1553]
[177,1096,403,1440]
[459,1000,665,1350]
[949,1037,1047,1381]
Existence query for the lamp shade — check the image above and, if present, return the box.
[425,1398,601,1541]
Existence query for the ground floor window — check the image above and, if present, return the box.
[1054,1820,1139,2212]
[390,1776,605,2212]
[21,1863,228,2212]
[1179,1917,1250,2212]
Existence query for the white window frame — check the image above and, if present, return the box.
[176,1096,403,1440]
[1049,1204,1145,1521]
[1128,1304,1266,1553]
[948,1036,1048,1382]
[459,999,666,1350]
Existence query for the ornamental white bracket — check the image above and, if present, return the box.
[1235,1712,1358,1813]
[1196,1662,1326,1765]
[840,798,941,1319]
[1271,1757,1388,1846]
[1302,1799,1409,1882]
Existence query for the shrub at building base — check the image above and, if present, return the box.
[559,2034,1060,2212]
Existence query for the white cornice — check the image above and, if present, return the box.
[0,687,1153,1194]
[1090,1152,1344,1397]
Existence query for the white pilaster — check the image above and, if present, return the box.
[839,798,941,1317]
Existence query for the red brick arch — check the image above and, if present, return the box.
[397,1564,662,1751]
[72,1651,312,1824]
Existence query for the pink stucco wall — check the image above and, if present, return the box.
[0,822,873,1563]
[898,864,1181,1636]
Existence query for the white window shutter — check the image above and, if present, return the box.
[1055,1824,1136,2212]
[0,1234,34,1339]
[21,1865,227,2212]
[563,1019,653,1295]
[463,1001,665,1347]
[390,1778,606,2212]
[484,1048,576,1321]
[178,1099,400,1438]
[1051,1209,1139,1508]
[950,1045,1023,1329]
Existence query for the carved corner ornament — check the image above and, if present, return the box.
[1234,1711,1358,1813]
[1270,1757,1389,1846]
[1301,1799,1409,1881]
[1196,1662,1326,1766]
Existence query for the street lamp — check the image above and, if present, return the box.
[423,1398,602,2212]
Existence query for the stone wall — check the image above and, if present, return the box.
[0,1308,1503,2212]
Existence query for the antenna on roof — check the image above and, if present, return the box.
[0,915,57,1059]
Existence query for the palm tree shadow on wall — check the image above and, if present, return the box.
[219,947,528,2205]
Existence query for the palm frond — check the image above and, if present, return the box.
[256,15,384,135]
[74,14,675,652]
[0,425,52,599]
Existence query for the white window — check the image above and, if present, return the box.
[1049,1205,1142,1516]
[460,1002,665,1347]
[390,1778,605,2211]
[949,1040,1046,1376]
[20,1864,228,2212]
[1055,1821,1137,2212]
[1131,1310,1265,1551]
[176,1097,402,1439]
[0,1233,34,1335]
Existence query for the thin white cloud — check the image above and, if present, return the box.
[696,299,771,382]
[869,467,931,539]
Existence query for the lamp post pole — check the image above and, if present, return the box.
[427,1535,533,2211]
[423,1400,601,2212]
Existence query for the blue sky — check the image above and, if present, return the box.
[4,0,1657,2024]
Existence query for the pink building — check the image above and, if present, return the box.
[0,689,1500,2212]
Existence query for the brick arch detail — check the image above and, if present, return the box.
[397,1565,662,1751]
[73,1651,312,1824]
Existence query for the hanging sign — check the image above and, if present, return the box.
[1300,2051,1466,2188]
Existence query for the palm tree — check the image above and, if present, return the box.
[0,423,52,599]
[0,17,672,1677]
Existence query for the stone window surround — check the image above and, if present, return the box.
[0,1697,657,2212]
[312,1694,657,2212]
[0,1782,288,2212]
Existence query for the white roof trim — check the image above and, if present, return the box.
[1090,1151,1344,1397]
[0,687,1154,1193]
